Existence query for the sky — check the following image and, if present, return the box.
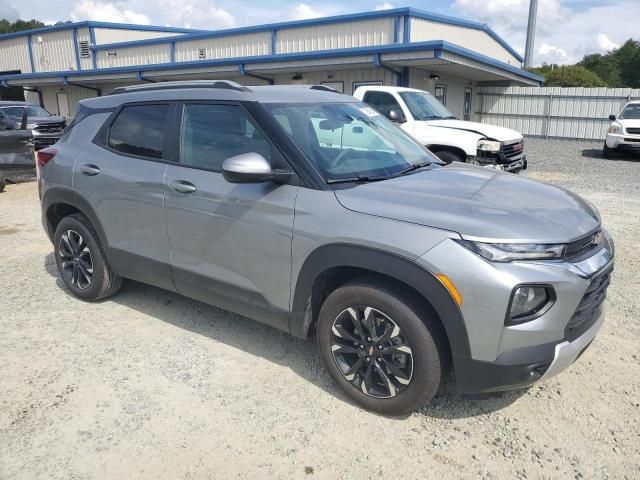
[0,0,637,66]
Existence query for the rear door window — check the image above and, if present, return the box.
[107,104,169,160]
[362,91,402,118]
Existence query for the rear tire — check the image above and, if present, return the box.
[433,150,464,164]
[316,279,445,416]
[53,214,122,301]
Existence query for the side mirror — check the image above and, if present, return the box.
[20,108,28,130]
[388,109,407,123]
[222,152,292,184]
[609,114,616,121]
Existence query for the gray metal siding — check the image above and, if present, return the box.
[0,36,31,73]
[92,28,183,45]
[174,32,270,62]
[277,18,395,54]
[410,18,521,66]
[96,43,171,68]
[31,30,79,73]
[475,86,640,140]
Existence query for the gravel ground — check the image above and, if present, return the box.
[1,138,639,479]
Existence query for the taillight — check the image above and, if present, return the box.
[36,148,57,167]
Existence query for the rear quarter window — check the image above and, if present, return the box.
[107,104,170,159]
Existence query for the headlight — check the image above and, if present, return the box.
[456,240,566,262]
[477,139,501,152]
[508,286,554,323]
[607,124,622,134]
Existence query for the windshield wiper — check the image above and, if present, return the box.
[392,161,433,177]
[326,175,389,184]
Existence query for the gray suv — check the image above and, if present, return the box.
[38,81,614,415]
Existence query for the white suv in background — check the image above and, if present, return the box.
[604,101,640,157]
[353,86,526,173]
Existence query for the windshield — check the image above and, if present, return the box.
[1,105,51,118]
[620,103,640,120]
[399,91,454,120]
[265,102,438,182]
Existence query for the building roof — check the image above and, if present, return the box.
[0,21,202,41]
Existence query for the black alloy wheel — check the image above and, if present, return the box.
[330,306,413,398]
[58,229,94,290]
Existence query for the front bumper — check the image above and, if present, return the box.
[454,306,603,394]
[472,150,527,173]
[605,132,640,151]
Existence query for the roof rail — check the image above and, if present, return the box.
[309,85,339,93]
[110,80,251,95]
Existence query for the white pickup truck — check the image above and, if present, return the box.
[353,86,527,172]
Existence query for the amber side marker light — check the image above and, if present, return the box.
[436,274,463,307]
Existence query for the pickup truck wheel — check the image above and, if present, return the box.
[54,214,122,301]
[317,279,445,416]
[0,177,6,193]
[433,150,464,164]
[602,142,614,158]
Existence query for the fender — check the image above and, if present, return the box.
[41,185,109,250]
[289,243,471,359]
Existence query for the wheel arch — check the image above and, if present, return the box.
[42,186,108,250]
[427,144,469,161]
[289,243,471,359]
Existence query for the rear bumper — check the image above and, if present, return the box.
[455,306,603,394]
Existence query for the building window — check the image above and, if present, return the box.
[108,104,169,160]
[435,84,447,106]
[352,80,383,95]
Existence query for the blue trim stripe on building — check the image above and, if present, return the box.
[72,28,82,71]
[0,20,202,42]
[393,16,399,44]
[0,40,543,84]
[89,27,97,69]
[170,41,176,63]
[27,35,35,73]
[85,7,522,63]
[271,30,277,55]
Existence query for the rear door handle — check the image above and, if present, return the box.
[169,180,197,194]
[79,164,101,176]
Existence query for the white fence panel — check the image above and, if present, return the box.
[475,86,640,140]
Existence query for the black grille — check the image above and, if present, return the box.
[565,230,604,262]
[501,140,524,158]
[626,127,640,135]
[33,136,59,151]
[34,122,65,134]
[565,265,612,342]
[623,137,640,143]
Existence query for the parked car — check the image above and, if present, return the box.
[38,81,613,415]
[0,101,66,157]
[604,101,640,157]
[354,86,526,173]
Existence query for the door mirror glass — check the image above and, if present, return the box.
[388,109,407,123]
[222,152,291,184]
[20,108,28,130]
[609,114,616,121]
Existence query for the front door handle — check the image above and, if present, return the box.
[169,180,197,194]
[79,164,101,176]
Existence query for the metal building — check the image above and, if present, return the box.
[0,7,542,120]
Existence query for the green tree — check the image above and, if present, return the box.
[613,39,640,88]
[579,53,621,86]
[0,19,47,34]
[531,65,607,87]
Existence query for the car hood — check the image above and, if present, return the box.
[426,119,521,142]
[27,115,65,124]
[334,165,600,243]
[619,118,640,129]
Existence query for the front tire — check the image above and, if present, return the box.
[316,279,445,416]
[602,142,614,158]
[53,214,122,301]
